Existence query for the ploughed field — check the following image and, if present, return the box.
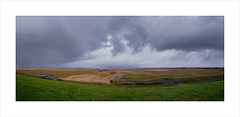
[16,68,224,86]
[16,68,224,101]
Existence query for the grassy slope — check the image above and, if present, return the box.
[16,74,224,101]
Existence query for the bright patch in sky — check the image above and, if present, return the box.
[62,44,223,68]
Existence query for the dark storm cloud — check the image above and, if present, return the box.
[107,16,224,52]
[16,16,224,68]
[17,16,110,67]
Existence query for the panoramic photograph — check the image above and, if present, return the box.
[16,16,224,101]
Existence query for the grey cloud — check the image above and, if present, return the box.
[110,35,126,56]
[16,16,224,68]
[17,16,110,68]
[110,16,224,52]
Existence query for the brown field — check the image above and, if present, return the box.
[16,68,119,84]
[16,68,224,85]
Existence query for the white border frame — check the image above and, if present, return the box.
[0,0,240,117]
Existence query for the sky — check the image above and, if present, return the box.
[16,16,224,68]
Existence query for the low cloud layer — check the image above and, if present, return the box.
[16,16,224,68]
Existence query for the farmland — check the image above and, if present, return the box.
[16,68,224,101]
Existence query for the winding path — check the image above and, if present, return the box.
[111,72,124,80]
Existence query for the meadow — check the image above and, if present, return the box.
[16,68,224,101]
[16,74,224,101]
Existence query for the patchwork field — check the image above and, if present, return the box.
[16,68,224,101]
[17,68,224,85]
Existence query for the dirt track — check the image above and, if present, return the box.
[111,73,124,80]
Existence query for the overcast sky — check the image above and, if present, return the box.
[16,16,224,68]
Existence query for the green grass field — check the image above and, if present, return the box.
[16,74,224,101]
